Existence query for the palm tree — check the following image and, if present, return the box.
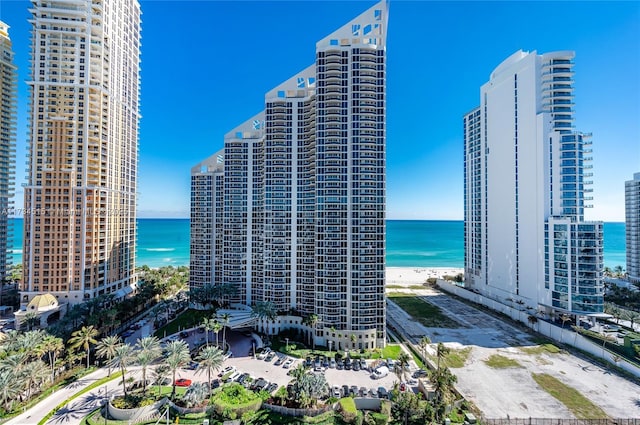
[109,343,135,398]
[68,325,99,369]
[136,336,162,393]
[182,382,209,408]
[96,335,122,377]
[22,312,40,331]
[436,343,449,372]
[37,334,65,382]
[623,309,640,331]
[201,317,217,347]
[164,340,190,398]
[219,313,231,350]
[153,364,170,397]
[251,301,277,329]
[196,346,224,392]
[20,360,49,400]
[212,321,223,348]
[303,314,319,350]
[350,334,357,350]
[396,352,411,382]
[0,370,21,412]
[417,336,431,364]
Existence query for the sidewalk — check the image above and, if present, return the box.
[4,367,131,425]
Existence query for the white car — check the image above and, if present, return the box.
[218,365,236,377]
[282,358,294,369]
[257,348,271,360]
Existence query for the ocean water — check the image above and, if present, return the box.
[8,218,626,269]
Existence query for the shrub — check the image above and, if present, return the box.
[211,383,262,420]
[339,397,358,424]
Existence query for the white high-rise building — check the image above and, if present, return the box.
[626,172,640,284]
[191,1,387,348]
[0,22,16,280]
[464,50,604,316]
[21,0,141,306]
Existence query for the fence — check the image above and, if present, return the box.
[483,419,640,425]
[436,281,640,378]
[262,403,333,417]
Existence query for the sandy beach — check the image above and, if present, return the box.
[386,266,463,286]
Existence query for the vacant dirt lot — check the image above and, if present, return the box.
[386,282,640,419]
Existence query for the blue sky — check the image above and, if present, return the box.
[1,0,638,221]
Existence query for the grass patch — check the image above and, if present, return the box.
[154,308,212,338]
[520,343,561,355]
[531,373,608,419]
[484,354,522,369]
[429,347,472,369]
[387,292,460,328]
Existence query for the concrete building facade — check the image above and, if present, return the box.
[191,1,388,348]
[0,22,16,281]
[464,50,604,317]
[21,0,141,306]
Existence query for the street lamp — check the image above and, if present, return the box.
[285,337,289,351]
[328,340,333,354]
[103,385,108,425]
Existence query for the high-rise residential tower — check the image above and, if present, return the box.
[626,172,640,284]
[0,22,16,281]
[191,1,387,348]
[464,50,604,316]
[21,0,141,306]
[190,150,225,290]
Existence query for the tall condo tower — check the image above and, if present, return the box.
[0,22,16,280]
[464,50,604,316]
[191,1,388,348]
[627,172,640,284]
[21,0,141,306]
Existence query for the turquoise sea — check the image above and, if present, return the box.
[8,219,626,269]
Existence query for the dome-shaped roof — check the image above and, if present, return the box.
[27,293,58,311]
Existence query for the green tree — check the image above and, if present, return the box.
[303,314,319,350]
[96,335,122,377]
[417,336,431,365]
[22,312,40,331]
[196,345,224,392]
[0,370,21,412]
[164,340,191,398]
[37,334,65,382]
[136,336,162,393]
[68,325,99,369]
[219,312,231,350]
[201,316,217,347]
[396,352,411,382]
[436,342,449,372]
[110,343,135,398]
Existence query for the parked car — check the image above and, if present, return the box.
[179,331,189,339]
[211,379,220,389]
[274,355,285,366]
[175,378,192,387]
[359,387,367,397]
[377,386,388,399]
[305,356,312,368]
[322,356,329,368]
[186,361,199,370]
[257,348,271,360]
[265,351,276,362]
[371,366,389,379]
[266,382,278,393]
[360,359,368,370]
[352,361,360,371]
[342,385,350,397]
[283,358,294,369]
[350,385,358,396]
[225,371,241,383]
[329,358,336,369]
[121,330,134,338]
[332,386,341,398]
[219,366,236,377]
[413,369,428,378]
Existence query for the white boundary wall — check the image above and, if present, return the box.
[436,281,640,378]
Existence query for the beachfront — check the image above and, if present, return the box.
[386,266,463,286]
